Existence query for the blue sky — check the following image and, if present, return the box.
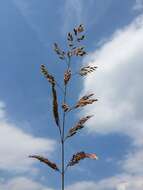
[0,0,143,189]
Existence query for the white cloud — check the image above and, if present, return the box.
[0,101,55,173]
[80,14,143,138]
[66,175,143,190]
[0,177,53,190]
[77,14,143,190]
[66,181,96,190]
[123,148,143,175]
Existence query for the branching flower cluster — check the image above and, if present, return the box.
[29,25,98,190]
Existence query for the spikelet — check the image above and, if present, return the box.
[67,51,73,57]
[74,24,84,35]
[67,115,93,138]
[62,103,70,112]
[67,32,74,47]
[67,32,73,42]
[67,47,86,57]
[85,153,98,159]
[79,65,97,76]
[75,93,98,108]
[77,24,84,33]
[67,151,98,167]
[41,64,55,85]
[64,69,71,85]
[53,43,65,60]
[29,155,59,171]
[73,47,86,56]
[77,35,85,42]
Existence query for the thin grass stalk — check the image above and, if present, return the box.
[61,56,71,190]
[29,25,99,190]
[61,85,66,190]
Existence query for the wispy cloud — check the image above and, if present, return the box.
[62,0,96,33]
[62,0,83,33]
[133,0,143,11]
[62,0,113,34]
[65,0,83,23]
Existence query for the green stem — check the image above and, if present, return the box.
[61,57,71,190]
[61,85,67,190]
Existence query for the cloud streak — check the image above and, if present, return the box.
[62,0,83,33]
[12,0,49,47]
[62,0,96,33]
[133,0,143,11]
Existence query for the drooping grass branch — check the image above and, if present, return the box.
[29,25,99,190]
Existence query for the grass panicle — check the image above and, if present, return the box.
[29,24,99,190]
